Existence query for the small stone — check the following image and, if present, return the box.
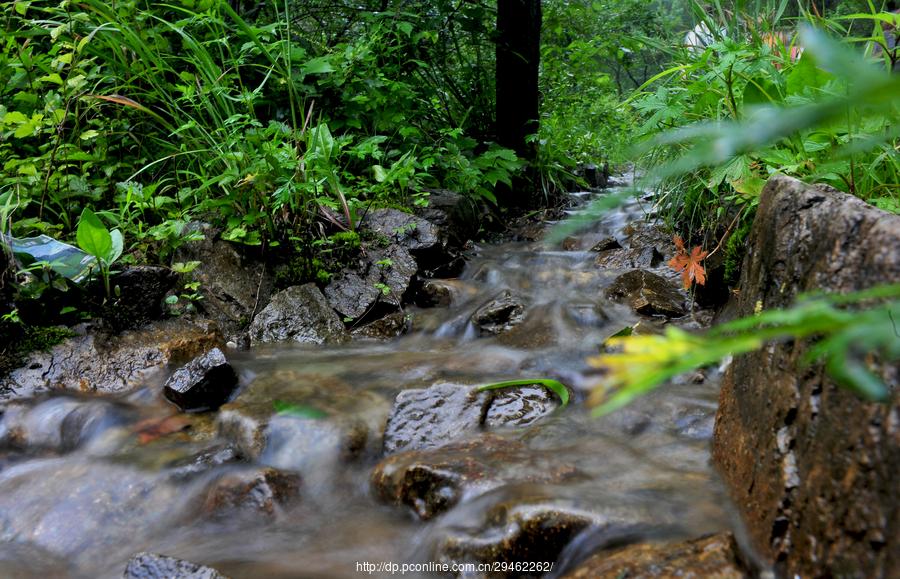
[471,290,526,335]
[605,270,685,317]
[589,237,621,252]
[123,552,228,579]
[351,312,410,340]
[200,467,300,519]
[164,348,238,412]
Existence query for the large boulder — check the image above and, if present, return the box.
[248,284,347,346]
[712,175,900,578]
[562,533,748,578]
[0,319,223,401]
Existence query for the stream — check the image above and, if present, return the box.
[0,185,740,578]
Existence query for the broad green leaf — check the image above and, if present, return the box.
[107,229,123,264]
[302,57,334,76]
[477,379,570,408]
[76,208,112,261]
[372,165,388,183]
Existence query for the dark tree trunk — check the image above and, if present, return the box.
[495,0,541,208]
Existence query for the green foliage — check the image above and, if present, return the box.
[0,0,523,287]
[631,3,900,244]
[477,378,570,408]
[590,285,900,415]
[76,208,122,297]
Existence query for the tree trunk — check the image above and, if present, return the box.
[495,0,541,208]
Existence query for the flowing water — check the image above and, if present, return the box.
[0,186,740,578]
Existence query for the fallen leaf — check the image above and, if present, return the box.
[132,414,191,444]
[668,236,708,289]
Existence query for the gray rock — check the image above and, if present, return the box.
[124,552,228,579]
[324,244,416,321]
[248,284,347,346]
[383,383,490,455]
[414,189,480,248]
[0,320,224,402]
[382,382,560,455]
[605,270,685,317]
[589,236,621,252]
[175,223,272,338]
[713,175,900,577]
[471,290,526,335]
[362,208,440,253]
[163,348,238,412]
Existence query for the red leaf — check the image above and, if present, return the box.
[668,236,708,289]
[132,415,191,445]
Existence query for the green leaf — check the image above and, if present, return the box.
[302,57,334,76]
[107,229,123,264]
[76,208,112,261]
[372,165,388,183]
[273,400,327,419]
[477,379,570,408]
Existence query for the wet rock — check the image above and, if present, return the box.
[372,435,580,520]
[0,319,223,401]
[216,371,388,468]
[415,279,455,307]
[594,246,664,269]
[325,244,417,321]
[605,270,685,317]
[484,386,559,428]
[106,266,177,331]
[163,348,239,412]
[471,290,526,335]
[437,501,642,578]
[414,189,481,249]
[383,383,489,455]
[589,236,621,253]
[200,466,300,519]
[382,383,560,456]
[562,532,747,578]
[248,284,347,346]
[351,312,410,340]
[362,208,440,254]
[124,552,228,579]
[174,223,272,339]
[580,163,610,188]
[712,176,900,578]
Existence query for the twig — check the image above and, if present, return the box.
[706,211,743,260]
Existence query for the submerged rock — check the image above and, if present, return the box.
[372,435,580,520]
[163,348,239,412]
[216,371,388,469]
[248,284,347,346]
[124,552,228,579]
[562,532,747,578]
[605,269,685,317]
[0,319,223,401]
[0,397,127,452]
[471,290,526,335]
[200,466,300,519]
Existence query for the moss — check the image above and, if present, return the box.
[0,322,74,378]
[723,217,754,287]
